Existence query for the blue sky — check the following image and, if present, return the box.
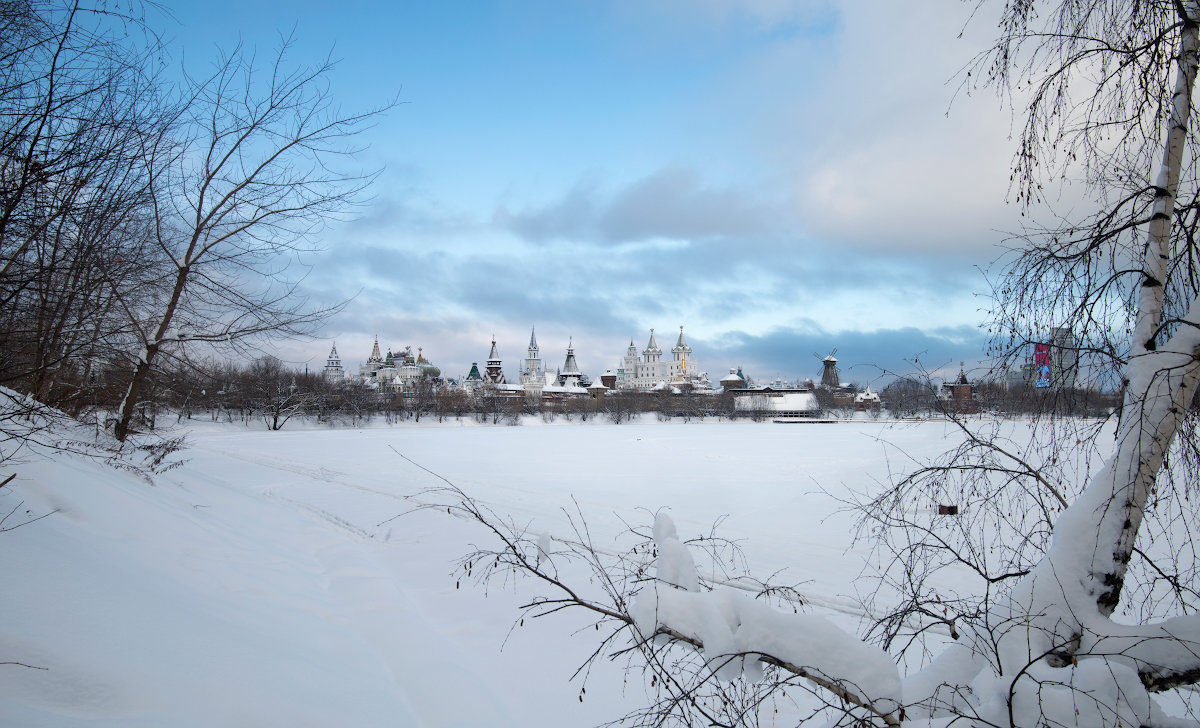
[160,1,1016,387]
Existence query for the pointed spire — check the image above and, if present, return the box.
[484,337,506,383]
[368,336,382,363]
[672,325,691,369]
[529,327,538,350]
[646,328,659,352]
[562,338,581,375]
[323,341,345,380]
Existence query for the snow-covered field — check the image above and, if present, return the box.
[0,416,1047,726]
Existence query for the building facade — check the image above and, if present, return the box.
[616,327,705,390]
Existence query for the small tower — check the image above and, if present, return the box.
[671,325,692,380]
[323,343,344,381]
[360,336,385,378]
[521,327,545,384]
[643,328,662,364]
[484,337,507,384]
[558,338,583,388]
[618,339,639,388]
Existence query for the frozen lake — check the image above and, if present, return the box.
[0,416,1067,726]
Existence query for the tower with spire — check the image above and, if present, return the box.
[323,343,344,381]
[632,329,665,388]
[557,338,583,388]
[670,326,693,381]
[483,337,507,384]
[521,328,545,384]
[642,328,662,365]
[359,336,386,378]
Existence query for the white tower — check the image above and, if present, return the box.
[521,328,545,384]
[643,328,662,364]
[671,325,692,381]
[323,343,344,381]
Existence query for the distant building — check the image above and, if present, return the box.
[854,386,881,412]
[353,337,441,393]
[322,343,344,381]
[520,328,545,385]
[1049,326,1079,388]
[732,386,819,418]
[616,327,709,390]
[599,370,617,389]
[940,363,979,414]
[360,336,385,378]
[557,339,584,388]
[483,338,507,385]
[461,333,591,399]
[720,368,746,391]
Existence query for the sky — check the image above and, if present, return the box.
[159,0,1020,387]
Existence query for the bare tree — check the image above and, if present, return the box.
[603,389,642,424]
[0,1,168,416]
[240,355,307,431]
[112,39,387,440]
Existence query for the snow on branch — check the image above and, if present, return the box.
[388,449,904,726]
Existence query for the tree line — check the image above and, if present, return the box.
[141,356,789,429]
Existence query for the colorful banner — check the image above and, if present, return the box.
[1034,343,1051,387]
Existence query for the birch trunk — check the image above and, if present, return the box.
[993,0,1200,668]
[1093,2,1200,616]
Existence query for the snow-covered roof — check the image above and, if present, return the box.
[854,387,881,403]
[734,391,818,412]
[561,340,581,374]
[645,329,660,353]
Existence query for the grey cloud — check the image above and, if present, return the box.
[494,166,773,245]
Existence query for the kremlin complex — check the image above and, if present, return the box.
[320,327,723,399]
